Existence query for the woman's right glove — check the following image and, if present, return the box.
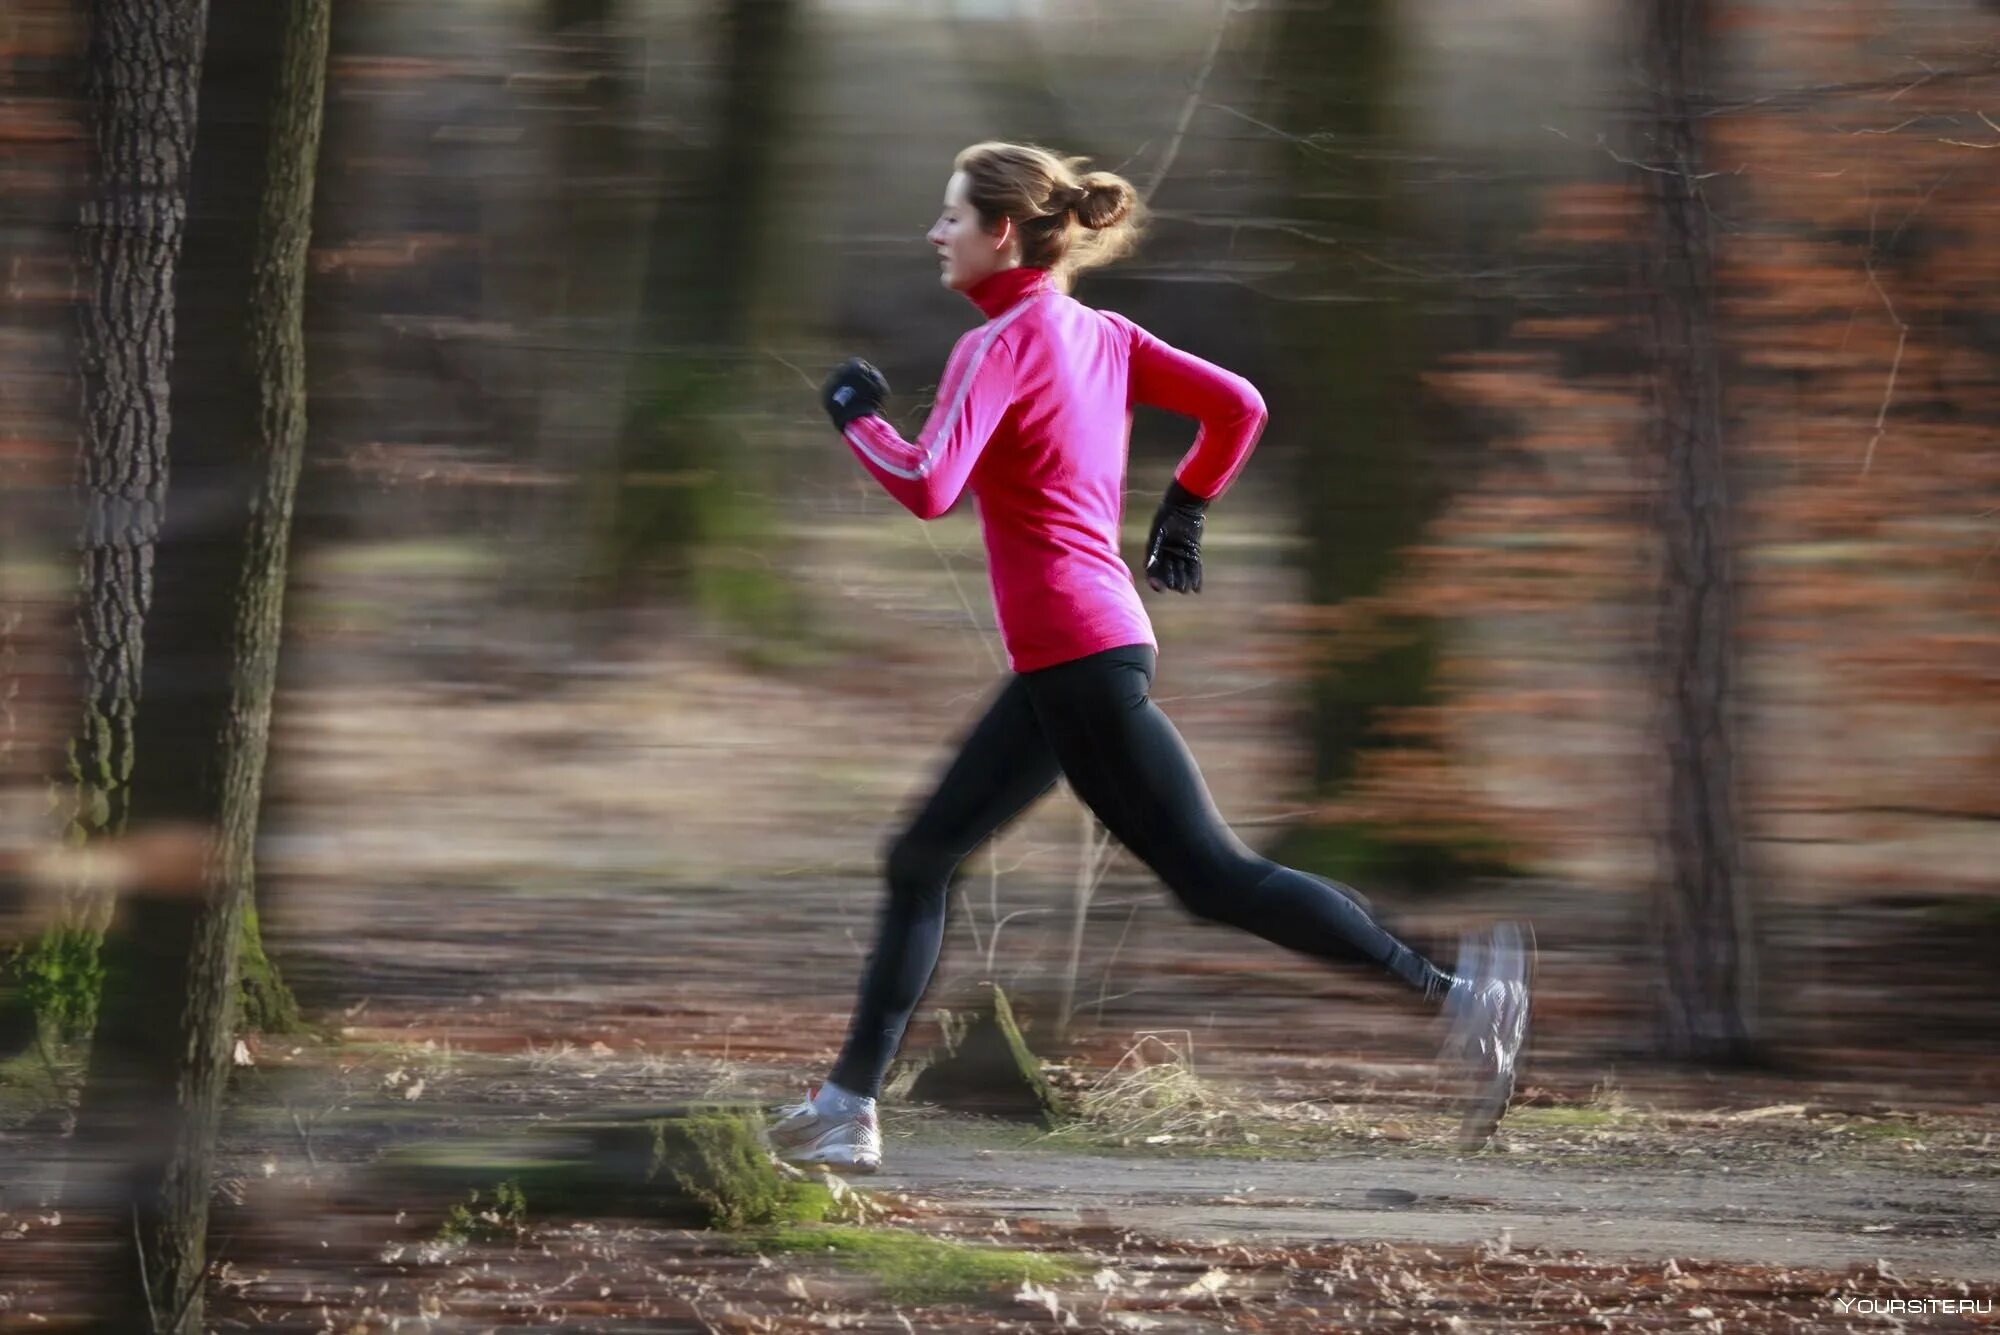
[1145,477,1208,594]
[821,358,889,431]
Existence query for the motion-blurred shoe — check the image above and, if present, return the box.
[769,1081,882,1174]
[1437,920,1535,1150]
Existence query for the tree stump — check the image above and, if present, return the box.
[909,983,1070,1127]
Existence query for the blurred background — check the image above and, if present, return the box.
[1,0,1997,1325]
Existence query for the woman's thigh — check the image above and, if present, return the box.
[1023,651,1262,884]
[895,673,1064,869]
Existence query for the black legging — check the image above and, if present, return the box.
[829,642,1454,1099]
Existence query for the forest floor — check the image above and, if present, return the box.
[5,868,1997,1331]
[4,557,1999,1330]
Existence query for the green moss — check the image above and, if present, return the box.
[237,903,303,1034]
[1506,1105,1629,1130]
[4,923,106,1050]
[1836,1117,1927,1142]
[639,1109,825,1229]
[755,1225,1083,1304]
[436,1178,528,1245]
[385,1105,832,1231]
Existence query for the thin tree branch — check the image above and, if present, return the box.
[1698,57,2000,118]
[1142,0,1238,205]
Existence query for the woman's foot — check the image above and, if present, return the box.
[768,1081,883,1174]
[1437,921,1535,1150]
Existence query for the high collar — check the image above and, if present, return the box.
[965,265,1054,319]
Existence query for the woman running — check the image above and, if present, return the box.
[775,142,1531,1171]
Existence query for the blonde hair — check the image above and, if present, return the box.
[953,141,1145,279]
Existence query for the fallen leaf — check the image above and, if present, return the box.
[1177,1268,1231,1298]
[1014,1279,1072,1324]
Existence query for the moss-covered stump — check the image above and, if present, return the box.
[376,1104,832,1231]
[909,983,1070,1127]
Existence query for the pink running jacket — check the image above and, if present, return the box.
[840,265,1267,673]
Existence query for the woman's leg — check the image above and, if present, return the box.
[827,674,1063,1099]
[1022,645,1456,1003]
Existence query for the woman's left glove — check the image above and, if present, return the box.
[1145,478,1208,594]
[821,358,890,430]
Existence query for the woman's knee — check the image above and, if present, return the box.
[883,828,959,909]
[1156,849,1273,926]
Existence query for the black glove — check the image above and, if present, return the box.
[1145,478,1208,594]
[821,358,889,430]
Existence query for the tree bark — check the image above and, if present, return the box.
[64,0,209,1320]
[67,0,207,847]
[72,2,327,1328]
[214,0,328,1035]
[1640,0,1758,1062]
[17,0,208,1059]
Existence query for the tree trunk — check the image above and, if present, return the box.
[63,1,209,1321]
[1640,0,1758,1063]
[1263,0,1452,883]
[66,0,207,849]
[501,0,649,628]
[14,0,208,1060]
[598,0,801,622]
[213,0,328,1035]
[72,3,327,1328]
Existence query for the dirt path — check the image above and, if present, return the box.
[873,1118,2000,1284]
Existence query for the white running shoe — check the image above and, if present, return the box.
[1437,920,1535,1150]
[768,1082,882,1174]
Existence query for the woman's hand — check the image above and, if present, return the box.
[1145,478,1208,594]
[822,358,890,430]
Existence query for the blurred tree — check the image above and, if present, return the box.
[176,0,331,1035]
[1321,1,1994,1036]
[1261,0,1500,888]
[0,0,86,1057]
[2,0,208,1057]
[55,0,207,1322]
[500,0,649,623]
[596,0,803,641]
[73,5,332,1328]
[1638,0,1758,1063]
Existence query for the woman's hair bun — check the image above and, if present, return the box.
[1072,172,1135,231]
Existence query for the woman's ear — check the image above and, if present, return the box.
[992,217,1013,253]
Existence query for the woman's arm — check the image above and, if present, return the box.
[1117,315,1268,500]
[839,325,1019,520]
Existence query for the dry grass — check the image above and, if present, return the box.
[1054,1031,1245,1146]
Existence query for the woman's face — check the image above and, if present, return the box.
[927,170,1017,292]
